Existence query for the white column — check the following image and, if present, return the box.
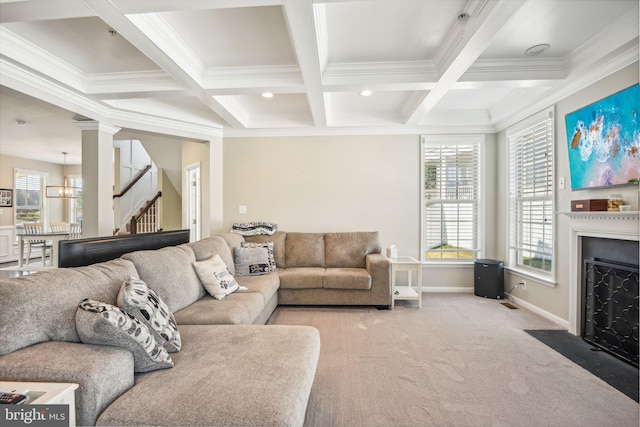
[75,120,120,237]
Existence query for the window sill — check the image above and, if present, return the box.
[422,261,474,268]
[505,266,557,288]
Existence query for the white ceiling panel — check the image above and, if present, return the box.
[3,17,160,73]
[325,0,468,63]
[160,6,296,68]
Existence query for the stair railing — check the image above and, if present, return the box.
[113,164,152,199]
[129,191,162,234]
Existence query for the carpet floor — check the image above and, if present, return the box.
[268,293,639,427]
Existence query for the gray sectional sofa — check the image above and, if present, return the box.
[0,230,390,426]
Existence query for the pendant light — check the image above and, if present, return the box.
[46,152,80,199]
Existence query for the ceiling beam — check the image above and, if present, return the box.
[404,0,527,125]
[283,0,327,127]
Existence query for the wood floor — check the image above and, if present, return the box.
[0,260,41,279]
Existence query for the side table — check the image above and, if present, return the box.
[0,381,79,426]
[389,256,422,308]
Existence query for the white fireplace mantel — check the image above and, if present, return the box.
[561,211,639,335]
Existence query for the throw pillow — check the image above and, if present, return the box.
[193,255,240,299]
[241,241,277,272]
[76,299,173,372]
[117,276,181,353]
[234,246,272,276]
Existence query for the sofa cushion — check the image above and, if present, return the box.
[117,276,181,352]
[0,341,134,427]
[279,267,325,289]
[0,258,138,356]
[122,245,205,312]
[235,273,279,305]
[285,233,325,267]
[241,241,277,272]
[324,232,381,268]
[76,299,174,372]
[234,246,273,276]
[188,236,235,273]
[193,255,240,299]
[217,232,246,275]
[323,268,372,290]
[96,325,320,427]
[173,292,265,325]
[245,231,286,268]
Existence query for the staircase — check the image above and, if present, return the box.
[113,164,162,235]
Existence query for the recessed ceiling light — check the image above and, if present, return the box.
[108,29,117,37]
[525,43,550,56]
[262,92,274,98]
[457,12,470,22]
[360,90,373,97]
[15,120,26,126]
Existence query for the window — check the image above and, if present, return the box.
[507,108,554,275]
[69,175,83,224]
[421,135,482,261]
[14,168,47,225]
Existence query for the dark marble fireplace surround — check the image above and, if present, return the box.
[582,237,639,366]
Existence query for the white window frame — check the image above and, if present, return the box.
[69,174,83,225]
[421,135,484,263]
[506,107,556,283]
[14,168,48,230]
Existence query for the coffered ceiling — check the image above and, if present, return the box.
[0,0,638,164]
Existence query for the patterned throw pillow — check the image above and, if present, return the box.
[241,241,277,272]
[193,254,240,299]
[117,276,181,352]
[76,299,173,372]
[234,246,272,276]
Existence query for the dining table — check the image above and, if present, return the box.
[16,231,70,268]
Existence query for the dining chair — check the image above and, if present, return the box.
[23,222,53,266]
[69,223,82,239]
[50,222,69,232]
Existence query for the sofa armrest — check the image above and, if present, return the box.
[0,341,134,427]
[366,253,391,307]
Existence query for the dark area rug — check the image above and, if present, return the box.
[526,329,638,402]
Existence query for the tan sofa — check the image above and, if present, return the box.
[221,230,391,308]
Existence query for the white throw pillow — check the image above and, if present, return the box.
[117,276,181,352]
[193,254,239,300]
[76,299,173,372]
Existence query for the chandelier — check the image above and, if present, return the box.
[46,152,80,199]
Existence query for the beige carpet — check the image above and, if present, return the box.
[268,293,639,427]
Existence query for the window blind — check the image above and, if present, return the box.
[14,170,45,224]
[508,109,554,273]
[422,138,481,261]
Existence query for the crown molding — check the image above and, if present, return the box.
[74,120,121,135]
[0,27,87,92]
[86,70,182,94]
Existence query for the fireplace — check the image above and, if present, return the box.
[565,211,639,342]
[581,236,639,366]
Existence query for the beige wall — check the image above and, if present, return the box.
[223,134,421,256]
[496,63,639,322]
[0,154,71,227]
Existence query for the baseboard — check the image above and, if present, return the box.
[423,287,474,293]
[510,295,570,330]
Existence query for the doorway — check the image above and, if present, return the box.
[186,163,201,242]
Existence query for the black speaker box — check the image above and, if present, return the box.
[474,259,504,299]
